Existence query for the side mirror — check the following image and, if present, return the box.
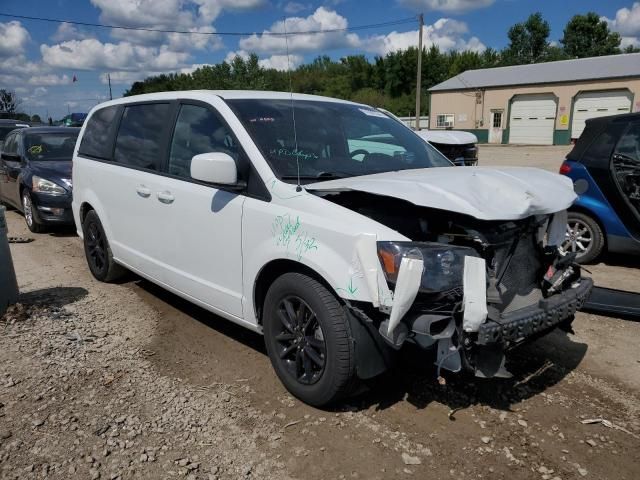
[190,152,238,185]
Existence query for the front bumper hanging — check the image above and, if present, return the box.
[477,277,593,347]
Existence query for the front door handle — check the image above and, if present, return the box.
[136,185,151,198]
[157,191,174,204]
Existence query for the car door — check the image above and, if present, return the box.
[611,121,640,228]
[152,100,245,318]
[0,132,22,208]
[91,102,176,279]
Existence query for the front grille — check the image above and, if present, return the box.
[492,232,543,314]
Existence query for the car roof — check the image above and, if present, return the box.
[91,90,365,111]
[585,111,640,128]
[0,119,30,125]
[22,127,80,135]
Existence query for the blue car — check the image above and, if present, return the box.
[560,112,640,263]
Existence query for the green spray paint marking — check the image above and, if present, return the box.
[336,276,359,296]
[272,214,318,260]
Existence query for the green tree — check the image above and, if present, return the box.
[503,12,551,64]
[0,89,20,115]
[31,114,42,123]
[561,13,621,58]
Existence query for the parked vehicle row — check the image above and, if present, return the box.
[65,91,591,406]
[6,93,637,406]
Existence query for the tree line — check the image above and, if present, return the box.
[126,12,636,116]
[2,12,637,120]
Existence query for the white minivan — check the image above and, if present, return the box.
[72,91,592,406]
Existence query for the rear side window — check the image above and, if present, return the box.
[114,103,171,171]
[78,106,119,159]
[614,122,640,164]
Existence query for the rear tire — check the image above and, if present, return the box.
[82,210,125,282]
[263,272,356,407]
[563,212,604,264]
[22,191,45,233]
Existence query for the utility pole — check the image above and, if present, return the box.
[415,13,424,131]
[108,73,113,100]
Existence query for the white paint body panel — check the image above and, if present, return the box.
[307,166,576,221]
[509,94,557,145]
[415,129,478,145]
[571,90,632,139]
[72,90,576,336]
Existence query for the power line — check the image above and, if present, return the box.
[0,12,417,37]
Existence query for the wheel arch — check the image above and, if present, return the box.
[253,259,341,326]
[79,201,96,225]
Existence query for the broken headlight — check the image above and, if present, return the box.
[377,241,480,294]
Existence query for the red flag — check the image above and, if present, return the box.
[72,74,77,83]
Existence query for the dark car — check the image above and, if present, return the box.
[0,127,79,232]
[0,119,30,152]
[61,112,88,127]
[559,112,640,263]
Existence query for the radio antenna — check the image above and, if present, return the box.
[283,16,301,192]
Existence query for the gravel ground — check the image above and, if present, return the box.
[479,144,573,173]
[2,148,640,479]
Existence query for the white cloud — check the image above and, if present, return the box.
[282,2,311,14]
[603,2,640,36]
[99,71,153,85]
[398,0,494,14]
[259,54,303,70]
[365,18,485,55]
[225,50,301,70]
[239,7,360,54]
[40,39,191,72]
[602,2,640,47]
[28,74,72,86]
[0,21,30,57]
[621,36,640,48]
[180,63,211,74]
[51,23,91,42]
[225,50,251,63]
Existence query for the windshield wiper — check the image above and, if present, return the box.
[281,172,351,181]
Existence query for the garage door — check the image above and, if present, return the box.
[509,94,557,145]
[571,90,632,139]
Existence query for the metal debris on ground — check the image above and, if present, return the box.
[8,236,34,243]
[581,418,639,438]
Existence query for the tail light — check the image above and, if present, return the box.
[559,162,571,175]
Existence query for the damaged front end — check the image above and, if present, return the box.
[332,193,593,379]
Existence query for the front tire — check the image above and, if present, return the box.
[22,191,44,233]
[82,210,125,282]
[263,272,356,407]
[562,212,604,264]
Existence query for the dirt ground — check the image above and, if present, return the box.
[2,148,640,479]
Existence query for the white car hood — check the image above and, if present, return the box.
[307,167,576,221]
[416,130,478,145]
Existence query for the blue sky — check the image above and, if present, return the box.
[1,0,639,119]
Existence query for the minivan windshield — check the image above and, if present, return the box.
[24,132,78,161]
[227,99,451,182]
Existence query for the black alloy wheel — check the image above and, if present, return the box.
[263,272,356,407]
[274,295,326,385]
[82,210,125,282]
